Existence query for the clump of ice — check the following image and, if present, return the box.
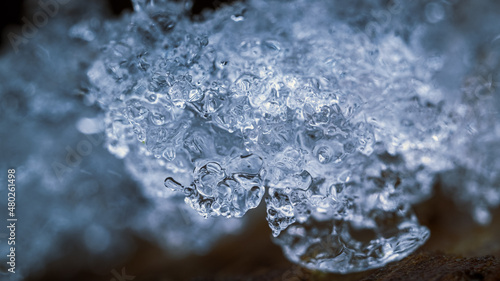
[0,1,241,279]
[1,0,499,277]
[86,0,479,272]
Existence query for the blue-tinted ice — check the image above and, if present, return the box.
[1,0,500,276]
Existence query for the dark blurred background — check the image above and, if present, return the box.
[0,0,247,47]
[0,1,132,48]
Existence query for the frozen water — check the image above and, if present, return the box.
[1,0,500,277]
[87,0,442,271]
[0,1,241,279]
[84,0,500,273]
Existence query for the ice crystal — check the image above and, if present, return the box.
[87,0,449,272]
[84,0,500,273]
[2,0,499,277]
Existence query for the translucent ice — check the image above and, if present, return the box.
[86,0,449,272]
[165,154,265,218]
[2,0,498,277]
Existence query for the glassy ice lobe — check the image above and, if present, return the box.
[269,149,431,273]
[263,103,430,273]
[275,212,429,274]
[166,154,265,218]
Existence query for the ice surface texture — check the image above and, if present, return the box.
[0,1,240,279]
[1,0,498,277]
[85,0,500,273]
[86,0,470,273]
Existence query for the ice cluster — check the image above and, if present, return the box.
[85,0,500,273]
[1,0,500,277]
[0,1,241,280]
